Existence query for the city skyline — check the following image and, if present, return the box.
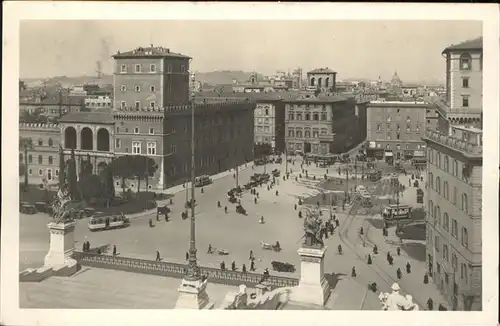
[20,20,481,83]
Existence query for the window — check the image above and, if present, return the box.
[135,64,141,73]
[28,154,33,164]
[443,181,449,200]
[461,228,468,248]
[435,176,441,194]
[297,113,302,120]
[288,129,294,137]
[55,169,59,176]
[150,101,156,109]
[121,101,126,109]
[120,64,127,73]
[462,77,469,88]
[265,109,269,115]
[48,156,53,165]
[305,113,310,121]
[313,113,319,121]
[443,213,449,231]
[115,138,121,149]
[121,85,127,92]
[451,219,458,238]
[462,96,469,108]
[171,144,177,153]
[132,141,141,154]
[150,64,156,72]
[147,142,156,155]
[48,138,53,146]
[38,155,43,164]
[429,172,434,189]
[167,64,172,73]
[28,168,32,176]
[459,53,472,70]
[134,127,140,134]
[443,244,449,262]
[135,101,140,109]
[387,116,391,122]
[461,193,468,213]
[452,253,458,271]
[181,65,185,73]
[377,124,382,131]
[38,169,43,176]
[434,235,440,252]
[288,113,294,120]
[444,156,449,173]
[149,128,155,135]
[321,113,327,121]
[304,130,311,138]
[453,160,458,176]
[150,85,156,93]
[135,85,141,92]
[296,130,302,138]
[38,139,43,146]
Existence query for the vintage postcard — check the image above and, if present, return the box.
[1,2,498,326]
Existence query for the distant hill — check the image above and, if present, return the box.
[22,70,263,89]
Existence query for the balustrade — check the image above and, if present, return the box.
[73,252,299,288]
[425,129,482,157]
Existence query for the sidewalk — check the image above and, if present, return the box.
[362,220,449,310]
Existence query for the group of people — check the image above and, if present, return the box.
[219,250,260,273]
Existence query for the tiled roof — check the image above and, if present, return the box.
[308,68,336,74]
[59,112,114,124]
[112,46,191,59]
[20,96,86,106]
[442,37,483,53]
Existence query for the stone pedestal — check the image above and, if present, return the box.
[175,278,214,309]
[290,246,330,306]
[43,221,79,275]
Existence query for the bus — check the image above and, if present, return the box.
[367,169,382,182]
[382,204,412,221]
[194,175,212,187]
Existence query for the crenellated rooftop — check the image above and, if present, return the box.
[424,128,482,159]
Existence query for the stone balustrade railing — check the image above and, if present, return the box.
[73,251,299,289]
[424,129,482,157]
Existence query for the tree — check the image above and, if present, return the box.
[254,143,273,159]
[67,148,80,200]
[79,154,93,180]
[78,174,103,203]
[110,155,135,194]
[19,137,33,190]
[130,155,158,196]
[58,146,66,187]
[101,165,116,207]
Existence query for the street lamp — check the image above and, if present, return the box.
[186,71,200,281]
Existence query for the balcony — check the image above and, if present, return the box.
[424,129,482,158]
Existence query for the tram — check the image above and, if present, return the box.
[88,213,129,231]
[356,185,373,207]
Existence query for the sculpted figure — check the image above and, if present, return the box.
[302,206,324,248]
[52,184,75,224]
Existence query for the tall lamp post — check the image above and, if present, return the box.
[187,71,200,281]
[175,71,213,309]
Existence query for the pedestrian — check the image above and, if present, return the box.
[220,261,226,270]
[294,204,297,210]
[426,297,434,310]
[275,190,279,196]
[438,304,447,311]
[250,260,255,271]
[186,252,189,261]
[231,261,236,271]
[82,242,86,252]
[389,256,393,265]
[207,244,212,254]
[406,262,411,274]
[373,245,378,254]
[156,250,161,262]
[254,197,257,204]
[386,252,391,262]
[359,226,364,235]
[351,266,357,278]
[249,250,254,260]
[86,241,90,251]
[397,246,401,256]
[113,245,117,257]
[217,200,221,208]
[423,273,429,284]
[225,206,228,213]
[397,268,402,279]
[338,244,343,255]
[335,219,340,227]
[242,264,247,273]
[367,254,372,265]
[298,211,302,218]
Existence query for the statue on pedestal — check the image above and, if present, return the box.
[301,206,324,249]
[51,184,75,224]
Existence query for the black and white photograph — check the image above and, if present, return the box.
[1,2,498,326]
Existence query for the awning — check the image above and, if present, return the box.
[385,152,393,157]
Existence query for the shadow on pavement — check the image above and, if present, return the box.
[366,218,385,229]
[401,242,426,262]
[324,272,347,290]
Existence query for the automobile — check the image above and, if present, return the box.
[272,169,280,177]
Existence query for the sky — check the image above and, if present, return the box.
[20,20,482,83]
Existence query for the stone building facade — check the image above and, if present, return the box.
[423,125,482,311]
[19,123,61,185]
[253,98,286,154]
[284,94,365,155]
[306,68,337,93]
[365,101,431,160]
